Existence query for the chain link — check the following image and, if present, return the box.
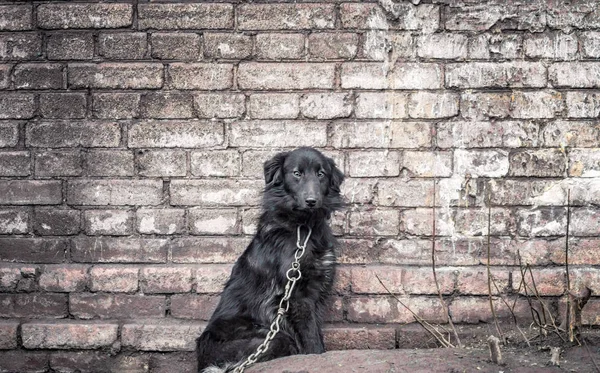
[232,225,312,373]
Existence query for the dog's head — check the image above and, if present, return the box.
[263,147,344,218]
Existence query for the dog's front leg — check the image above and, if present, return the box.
[289,301,325,354]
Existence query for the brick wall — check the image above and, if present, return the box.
[1,0,600,371]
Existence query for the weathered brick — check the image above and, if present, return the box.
[488,179,567,206]
[89,266,139,293]
[195,264,231,293]
[355,92,408,119]
[0,151,30,176]
[230,121,326,147]
[570,238,600,265]
[49,351,150,373]
[0,238,67,263]
[351,265,403,294]
[248,93,300,119]
[98,32,147,60]
[22,321,118,349]
[510,91,564,119]
[137,149,186,177]
[449,296,537,324]
[0,321,19,349]
[84,210,133,236]
[309,33,358,60]
[241,208,261,235]
[348,209,400,236]
[513,268,565,296]
[0,180,62,205]
[47,32,94,60]
[456,267,510,295]
[378,179,435,207]
[571,207,600,236]
[151,32,201,61]
[408,91,459,119]
[37,3,132,29]
[170,294,219,320]
[454,149,509,178]
[191,150,240,177]
[70,293,164,320]
[140,92,194,119]
[141,266,192,294]
[189,208,238,235]
[569,148,600,178]
[27,121,120,147]
[403,267,456,295]
[0,122,19,147]
[170,180,261,206]
[549,62,600,88]
[13,63,63,89]
[38,264,87,292]
[445,4,543,32]
[460,92,511,120]
[566,92,600,118]
[0,93,35,119]
[0,209,28,234]
[69,63,163,89]
[33,208,80,235]
[71,237,168,263]
[68,180,162,206]
[0,293,67,318]
[256,33,304,60]
[194,93,245,119]
[542,120,600,148]
[168,63,232,90]
[121,321,204,351]
[417,33,468,59]
[361,31,415,61]
[346,296,446,324]
[238,63,335,90]
[509,149,566,177]
[170,237,248,264]
[348,151,400,177]
[403,151,452,177]
[524,32,578,60]
[137,208,185,235]
[0,33,41,60]
[86,150,134,177]
[324,326,396,350]
[40,93,87,119]
[138,3,233,30]
[340,3,439,32]
[239,4,335,30]
[0,4,32,31]
[580,31,600,59]
[446,62,546,88]
[0,64,9,89]
[300,93,352,119]
[92,93,140,119]
[204,33,252,59]
[341,62,442,89]
[128,120,223,148]
[330,121,432,149]
[517,207,567,237]
[437,121,539,148]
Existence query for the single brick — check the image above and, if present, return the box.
[346,296,445,324]
[566,92,600,118]
[98,32,147,60]
[347,209,400,236]
[571,207,600,236]
[33,208,81,235]
[248,93,300,119]
[238,4,335,30]
[513,268,565,296]
[0,64,9,89]
[457,267,510,295]
[138,3,233,30]
[355,92,408,119]
[139,92,194,119]
[37,3,132,29]
[509,149,566,177]
[0,209,29,234]
[68,180,162,206]
[49,352,150,373]
[190,150,240,177]
[238,62,335,90]
[408,91,459,119]
[0,122,21,147]
[27,121,121,147]
[330,121,432,149]
[0,93,35,119]
[195,264,232,293]
[487,179,567,206]
[454,149,509,178]
[189,208,238,235]
[0,321,19,349]
[342,62,443,89]
[137,149,187,177]
[524,32,577,60]
[22,322,118,349]
[241,208,261,235]
[403,151,453,177]
[308,33,358,60]
[377,179,435,207]
[437,121,539,148]
[170,180,262,206]
[0,238,67,263]
[0,180,62,205]
[340,3,439,32]
[351,265,403,294]
[141,266,193,293]
[0,4,32,31]
[517,207,567,237]
[549,62,600,88]
[569,148,600,178]
[13,63,63,89]
[417,33,468,59]
[170,294,219,320]
[170,237,247,264]
[255,33,304,60]
[0,151,30,176]
[151,32,201,61]
[510,90,564,119]
[38,264,87,292]
[168,63,233,90]
[137,208,185,235]
[89,266,138,293]
[301,93,352,119]
[70,293,165,319]
[460,92,511,120]
[128,120,224,148]
[121,321,204,351]
[204,33,252,59]
[229,121,326,147]
[84,209,133,236]
[446,62,546,88]
[47,32,94,60]
[194,93,245,119]
[92,93,140,119]
[39,93,87,119]
[0,33,41,60]
[86,150,134,176]
[71,237,168,264]
[69,63,163,89]
[348,151,400,177]
[542,120,600,148]
[324,326,395,351]
[361,31,415,61]
[0,293,67,318]
[402,267,456,295]
[581,31,600,58]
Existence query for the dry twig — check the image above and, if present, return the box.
[487,335,503,364]
[486,194,504,342]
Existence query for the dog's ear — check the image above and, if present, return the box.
[264,152,288,186]
[327,157,344,193]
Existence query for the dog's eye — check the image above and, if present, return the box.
[293,170,302,178]
[317,171,326,179]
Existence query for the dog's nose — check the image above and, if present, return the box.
[305,198,317,207]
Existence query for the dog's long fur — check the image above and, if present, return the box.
[196,147,344,372]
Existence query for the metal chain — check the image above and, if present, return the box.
[232,225,312,373]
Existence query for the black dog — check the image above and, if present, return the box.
[196,147,344,372]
